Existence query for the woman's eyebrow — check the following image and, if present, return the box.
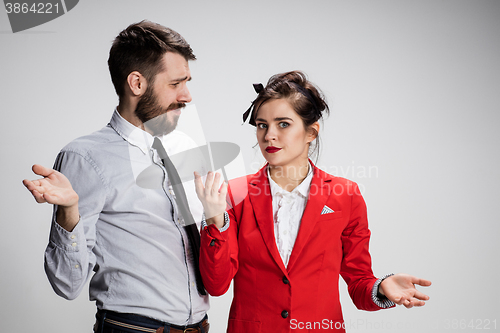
[255,117,294,122]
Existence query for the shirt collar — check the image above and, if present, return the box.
[109,109,155,154]
[267,162,314,198]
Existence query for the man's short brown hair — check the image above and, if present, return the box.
[108,20,196,98]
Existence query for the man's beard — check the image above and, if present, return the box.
[135,85,185,136]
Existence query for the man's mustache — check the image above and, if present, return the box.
[167,103,186,111]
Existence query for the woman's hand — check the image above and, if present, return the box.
[194,171,228,229]
[23,164,80,231]
[379,273,432,308]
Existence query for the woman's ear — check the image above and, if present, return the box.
[307,122,320,143]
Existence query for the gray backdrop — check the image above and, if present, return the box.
[1,1,499,332]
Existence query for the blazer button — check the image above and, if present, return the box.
[210,239,216,246]
[282,276,289,284]
[281,310,289,318]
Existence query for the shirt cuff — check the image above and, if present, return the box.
[371,273,396,308]
[201,212,230,232]
[49,215,84,252]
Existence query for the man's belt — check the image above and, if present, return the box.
[95,310,209,333]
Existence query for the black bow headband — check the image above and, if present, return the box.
[242,82,320,126]
[242,83,264,126]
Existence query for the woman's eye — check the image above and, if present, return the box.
[257,123,267,129]
[279,122,290,128]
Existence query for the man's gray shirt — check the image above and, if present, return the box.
[44,110,209,325]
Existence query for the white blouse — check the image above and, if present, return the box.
[267,163,313,267]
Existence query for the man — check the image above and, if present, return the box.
[23,21,210,333]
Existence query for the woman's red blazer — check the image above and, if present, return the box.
[200,163,386,332]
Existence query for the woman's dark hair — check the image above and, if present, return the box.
[250,70,329,159]
[108,20,196,98]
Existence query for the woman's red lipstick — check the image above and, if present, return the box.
[265,146,282,153]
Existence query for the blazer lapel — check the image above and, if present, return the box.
[287,166,332,271]
[248,166,288,276]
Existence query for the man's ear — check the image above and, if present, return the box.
[308,121,320,142]
[126,71,147,96]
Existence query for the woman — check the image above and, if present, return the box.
[194,71,431,332]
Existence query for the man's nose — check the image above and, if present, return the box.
[177,84,192,103]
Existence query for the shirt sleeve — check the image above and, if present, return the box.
[201,212,230,232]
[44,150,107,300]
[371,274,396,308]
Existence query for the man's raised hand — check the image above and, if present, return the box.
[23,164,80,231]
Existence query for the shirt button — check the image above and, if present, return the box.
[282,276,289,284]
[210,239,216,246]
[75,265,79,269]
[70,235,76,239]
[283,230,288,235]
[281,310,289,318]
[71,242,77,247]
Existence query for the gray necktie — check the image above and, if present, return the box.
[152,137,206,296]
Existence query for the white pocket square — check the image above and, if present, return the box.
[321,205,335,215]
